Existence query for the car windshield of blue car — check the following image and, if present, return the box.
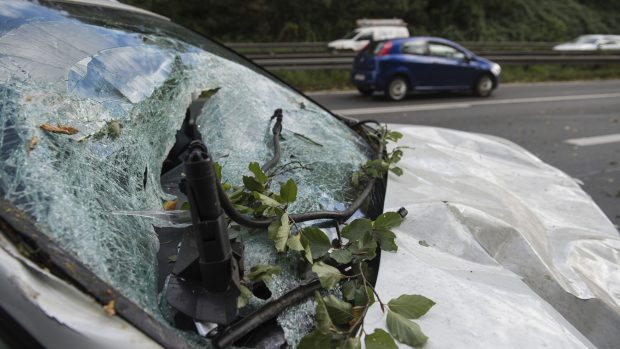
[0,0,371,346]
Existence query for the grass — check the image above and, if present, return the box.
[501,64,620,83]
[273,69,352,91]
[271,64,620,92]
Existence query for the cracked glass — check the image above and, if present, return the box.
[0,1,371,346]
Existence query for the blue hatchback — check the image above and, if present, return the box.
[351,37,501,100]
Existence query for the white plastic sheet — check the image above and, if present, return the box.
[370,125,620,348]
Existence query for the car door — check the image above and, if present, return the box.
[426,41,478,88]
[399,39,435,87]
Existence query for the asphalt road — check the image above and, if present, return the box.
[309,80,620,228]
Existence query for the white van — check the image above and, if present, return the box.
[327,19,409,51]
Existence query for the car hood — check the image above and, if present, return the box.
[369,125,620,348]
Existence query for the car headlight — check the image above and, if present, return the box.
[491,63,501,76]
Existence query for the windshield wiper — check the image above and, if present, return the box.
[211,278,322,348]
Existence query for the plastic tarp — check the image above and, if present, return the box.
[368,125,620,348]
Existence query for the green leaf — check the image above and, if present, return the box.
[253,191,281,207]
[312,261,342,289]
[248,162,268,184]
[363,159,390,178]
[330,249,352,264]
[342,218,372,241]
[286,234,304,251]
[343,337,362,349]
[373,229,398,252]
[314,292,333,334]
[322,295,353,325]
[373,212,403,230]
[279,178,297,203]
[232,204,253,214]
[297,330,331,349]
[267,213,290,253]
[302,236,314,263]
[386,130,403,142]
[342,280,356,301]
[353,286,375,306]
[287,234,313,263]
[386,310,428,347]
[237,284,253,308]
[303,227,331,259]
[242,175,264,192]
[246,264,282,282]
[387,295,435,319]
[389,166,403,176]
[348,232,377,261]
[214,162,222,181]
[365,329,398,349]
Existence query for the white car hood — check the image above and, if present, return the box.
[367,125,620,348]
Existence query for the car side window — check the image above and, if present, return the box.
[402,41,427,55]
[428,43,466,60]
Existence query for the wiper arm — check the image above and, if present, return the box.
[211,279,322,349]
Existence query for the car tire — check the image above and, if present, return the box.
[357,87,374,96]
[385,76,408,101]
[474,74,494,97]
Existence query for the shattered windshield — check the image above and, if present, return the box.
[0,0,371,346]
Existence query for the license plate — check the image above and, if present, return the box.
[354,74,365,81]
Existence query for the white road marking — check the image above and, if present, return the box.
[332,92,620,116]
[565,133,620,146]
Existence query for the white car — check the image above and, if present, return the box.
[1,1,619,349]
[553,34,620,51]
[327,22,409,52]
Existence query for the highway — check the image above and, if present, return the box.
[309,80,620,228]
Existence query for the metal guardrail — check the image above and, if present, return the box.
[227,41,560,50]
[225,42,620,70]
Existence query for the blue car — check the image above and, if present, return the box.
[351,37,502,100]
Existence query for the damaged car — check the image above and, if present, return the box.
[1,1,619,349]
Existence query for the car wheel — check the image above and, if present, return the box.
[474,74,494,97]
[357,87,374,96]
[385,76,408,101]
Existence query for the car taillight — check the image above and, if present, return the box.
[376,41,393,56]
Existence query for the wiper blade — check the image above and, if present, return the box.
[212,279,321,349]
